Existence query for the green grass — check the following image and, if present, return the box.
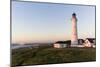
[12,47,96,66]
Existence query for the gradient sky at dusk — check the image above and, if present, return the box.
[12,1,95,44]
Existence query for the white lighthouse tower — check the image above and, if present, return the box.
[71,13,78,47]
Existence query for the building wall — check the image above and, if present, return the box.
[54,43,67,48]
[54,44,61,48]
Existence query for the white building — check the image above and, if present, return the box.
[84,38,96,48]
[53,41,71,48]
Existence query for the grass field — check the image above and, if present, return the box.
[12,47,96,66]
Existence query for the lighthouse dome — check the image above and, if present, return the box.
[72,13,76,16]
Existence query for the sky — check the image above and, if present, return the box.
[12,1,95,44]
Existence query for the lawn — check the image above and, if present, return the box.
[12,47,96,66]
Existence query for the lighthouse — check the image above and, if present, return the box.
[71,13,78,46]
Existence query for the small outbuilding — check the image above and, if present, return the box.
[53,41,71,48]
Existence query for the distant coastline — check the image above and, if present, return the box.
[11,43,53,49]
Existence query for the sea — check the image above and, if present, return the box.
[11,44,39,49]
